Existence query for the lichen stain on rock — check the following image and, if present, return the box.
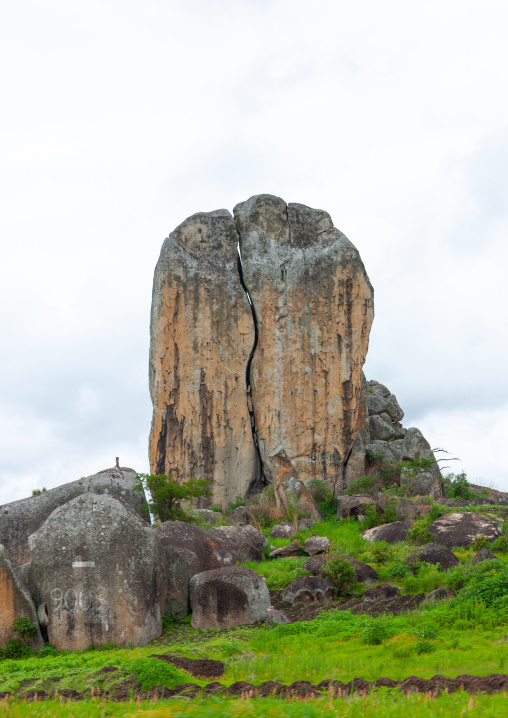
[149,211,257,505]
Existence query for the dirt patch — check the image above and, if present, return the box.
[269,590,427,621]
[148,654,224,679]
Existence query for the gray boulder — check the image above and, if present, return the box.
[363,584,401,601]
[0,545,44,650]
[208,525,267,562]
[369,415,395,441]
[269,523,296,539]
[407,543,459,571]
[190,509,222,525]
[0,466,147,566]
[282,576,335,605]
[28,493,166,650]
[426,587,448,602]
[337,495,382,520]
[265,607,289,625]
[474,548,496,565]
[156,521,239,619]
[429,512,501,549]
[302,554,378,584]
[269,540,302,558]
[297,518,317,531]
[366,381,404,422]
[189,567,270,629]
[361,520,413,544]
[365,441,397,463]
[230,506,254,526]
[304,536,331,556]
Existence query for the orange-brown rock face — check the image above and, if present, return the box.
[149,210,258,505]
[234,195,374,490]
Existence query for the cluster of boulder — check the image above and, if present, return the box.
[0,467,278,651]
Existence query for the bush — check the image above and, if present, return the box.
[306,479,328,503]
[443,472,473,500]
[347,475,376,497]
[133,657,187,690]
[386,559,410,579]
[491,536,508,552]
[135,473,212,523]
[36,644,58,658]
[1,639,31,660]
[460,559,508,606]
[415,639,436,654]
[407,519,432,546]
[470,535,491,551]
[228,495,248,512]
[11,617,37,641]
[324,555,358,595]
[361,621,391,645]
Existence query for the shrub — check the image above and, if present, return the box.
[134,473,212,523]
[460,559,508,606]
[36,644,58,658]
[228,495,248,512]
[1,639,31,660]
[370,546,390,567]
[407,519,432,546]
[11,617,37,642]
[470,535,491,551]
[443,472,473,500]
[306,479,328,503]
[415,639,436,654]
[386,559,410,579]
[211,504,222,513]
[429,503,445,521]
[133,657,187,690]
[491,536,508,553]
[361,621,391,645]
[324,555,358,595]
[347,475,376,497]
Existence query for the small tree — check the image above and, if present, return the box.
[134,473,212,523]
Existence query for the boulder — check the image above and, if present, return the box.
[426,587,448,602]
[189,567,270,629]
[265,607,289,625]
[235,194,374,488]
[156,521,240,619]
[190,509,222,526]
[361,520,413,544]
[0,467,147,566]
[269,523,296,539]
[369,415,395,441]
[304,536,331,556]
[148,209,258,506]
[366,381,404,422]
[282,576,335,605]
[297,518,317,531]
[407,471,439,499]
[365,441,397,463]
[429,512,501,549]
[0,545,44,650]
[363,584,401,601]
[337,495,382,520]
[28,494,166,650]
[302,555,378,584]
[407,543,459,571]
[269,540,303,559]
[230,506,254,526]
[473,548,496,565]
[208,525,267,562]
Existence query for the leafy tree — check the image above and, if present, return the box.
[134,473,212,523]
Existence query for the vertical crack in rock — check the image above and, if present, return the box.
[149,210,257,507]
[236,249,267,496]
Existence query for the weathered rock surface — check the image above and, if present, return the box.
[230,506,254,526]
[208,525,267,562]
[0,467,147,566]
[190,509,222,525]
[426,587,448,602]
[304,536,331,556]
[156,520,240,618]
[337,495,381,520]
[361,520,413,544]
[235,194,374,489]
[0,545,44,650]
[149,210,257,506]
[28,494,166,650]
[269,540,303,559]
[302,554,378,583]
[407,543,459,571]
[297,518,317,531]
[269,523,296,539]
[429,512,501,549]
[363,584,401,601]
[366,381,404,422]
[473,548,496,565]
[189,567,270,629]
[282,576,335,605]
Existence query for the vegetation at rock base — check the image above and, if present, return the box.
[134,473,212,522]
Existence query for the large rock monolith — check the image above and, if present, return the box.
[0,545,44,650]
[235,195,374,488]
[28,494,166,650]
[0,466,147,566]
[149,210,258,506]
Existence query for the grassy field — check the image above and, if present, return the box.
[3,514,508,715]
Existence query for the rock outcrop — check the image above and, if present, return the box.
[207,525,267,563]
[28,494,166,650]
[0,545,44,650]
[282,576,335,605]
[189,566,270,629]
[0,467,147,566]
[428,512,501,548]
[361,520,413,544]
[149,195,374,507]
[149,210,257,506]
[235,195,374,491]
[407,543,459,570]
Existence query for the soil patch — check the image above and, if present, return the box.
[148,653,224,679]
[269,590,426,621]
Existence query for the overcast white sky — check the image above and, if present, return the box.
[1,0,508,503]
